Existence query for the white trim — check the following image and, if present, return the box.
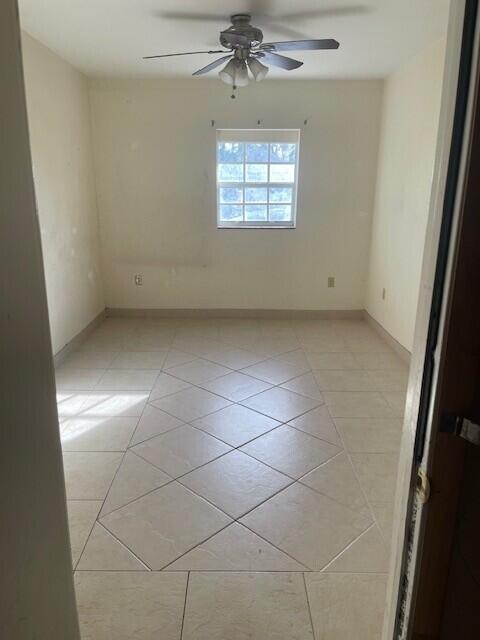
[382,1,477,637]
[363,311,411,365]
[105,307,364,319]
[53,310,106,367]
[216,129,301,228]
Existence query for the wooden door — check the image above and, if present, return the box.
[411,17,480,637]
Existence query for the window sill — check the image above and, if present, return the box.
[217,225,296,230]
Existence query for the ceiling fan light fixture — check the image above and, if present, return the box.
[218,58,249,87]
[218,58,236,85]
[247,57,269,82]
[235,60,250,87]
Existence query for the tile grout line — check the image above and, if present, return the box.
[324,403,390,549]
[179,571,191,640]
[236,520,312,571]
[320,522,377,572]
[302,572,317,640]
[71,501,101,573]
[78,324,186,569]
[98,422,339,522]
[76,521,152,572]
[76,327,184,570]
[93,338,182,523]
[68,382,351,530]
[64,318,401,577]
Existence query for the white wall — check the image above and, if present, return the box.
[2,3,79,636]
[22,33,104,354]
[89,78,382,310]
[366,40,446,351]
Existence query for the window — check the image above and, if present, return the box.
[216,129,300,228]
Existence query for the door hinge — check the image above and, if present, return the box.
[440,414,480,446]
[416,469,431,504]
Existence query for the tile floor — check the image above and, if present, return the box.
[56,316,406,639]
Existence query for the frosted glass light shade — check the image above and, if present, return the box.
[219,59,250,87]
[247,57,269,81]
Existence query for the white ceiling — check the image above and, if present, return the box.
[19,0,450,79]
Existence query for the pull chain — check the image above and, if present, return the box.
[231,85,237,99]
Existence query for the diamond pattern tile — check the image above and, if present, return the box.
[100,450,172,516]
[131,424,231,478]
[241,387,321,422]
[167,522,305,571]
[241,358,308,385]
[299,452,367,512]
[165,358,231,384]
[241,425,341,479]
[280,372,324,401]
[153,387,231,422]
[148,372,192,402]
[201,347,265,369]
[56,315,400,611]
[200,371,272,402]
[193,404,280,447]
[287,405,341,445]
[77,523,148,571]
[180,450,291,518]
[240,482,372,570]
[130,404,184,446]
[101,482,232,569]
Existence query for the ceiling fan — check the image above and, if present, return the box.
[143,14,339,89]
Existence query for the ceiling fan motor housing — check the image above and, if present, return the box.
[220,14,264,49]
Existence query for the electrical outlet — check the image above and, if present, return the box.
[382,288,386,300]
[328,276,335,288]
[134,274,143,286]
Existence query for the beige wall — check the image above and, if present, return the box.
[89,78,382,310]
[1,3,79,636]
[366,40,446,351]
[22,33,104,354]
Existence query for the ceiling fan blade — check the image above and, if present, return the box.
[253,18,309,40]
[143,50,226,60]
[192,55,234,76]
[154,11,228,23]
[262,39,339,52]
[248,0,274,13]
[257,51,303,70]
[279,6,369,21]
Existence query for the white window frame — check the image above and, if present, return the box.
[216,129,301,229]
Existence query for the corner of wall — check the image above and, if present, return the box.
[364,39,447,352]
[21,32,107,354]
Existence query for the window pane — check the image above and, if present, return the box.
[246,143,269,162]
[220,204,243,221]
[218,163,244,182]
[270,143,296,163]
[219,187,243,203]
[218,142,244,162]
[269,187,293,203]
[245,164,268,182]
[269,205,292,222]
[245,187,268,203]
[270,164,295,182]
[245,205,268,221]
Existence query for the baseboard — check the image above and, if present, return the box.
[105,307,364,320]
[363,311,411,365]
[53,309,106,368]
[52,308,410,365]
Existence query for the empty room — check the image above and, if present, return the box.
[8,0,478,638]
